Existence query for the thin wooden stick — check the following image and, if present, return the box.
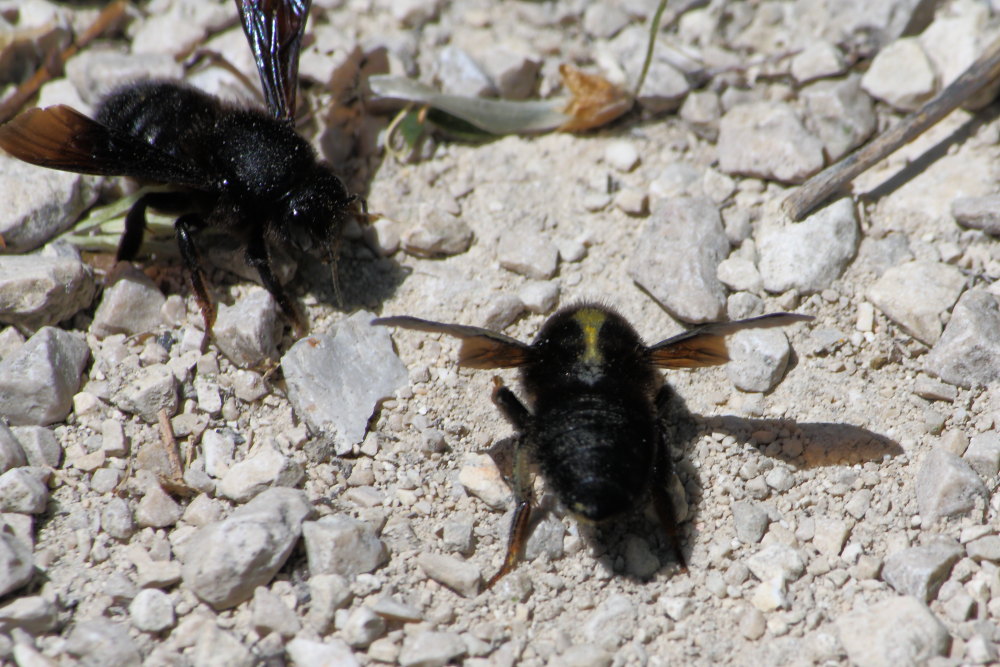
[0,1,128,124]
[783,35,1000,221]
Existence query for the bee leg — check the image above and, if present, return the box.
[175,214,216,338]
[651,437,688,572]
[245,233,306,337]
[118,192,188,262]
[485,442,533,590]
[117,195,151,262]
[486,378,534,589]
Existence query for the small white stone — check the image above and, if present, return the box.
[604,141,639,172]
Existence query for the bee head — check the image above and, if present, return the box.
[283,164,354,259]
[526,305,655,390]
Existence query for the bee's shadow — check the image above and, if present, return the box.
[487,383,903,585]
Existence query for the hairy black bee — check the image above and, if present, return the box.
[375,304,812,586]
[0,0,360,337]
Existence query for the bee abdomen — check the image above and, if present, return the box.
[96,81,219,154]
[534,395,657,522]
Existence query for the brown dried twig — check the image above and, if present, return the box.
[783,35,1000,221]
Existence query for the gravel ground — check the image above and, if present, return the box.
[0,0,999,665]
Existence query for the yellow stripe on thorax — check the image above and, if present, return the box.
[573,308,606,364]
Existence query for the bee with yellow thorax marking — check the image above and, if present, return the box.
[374,304,812,588]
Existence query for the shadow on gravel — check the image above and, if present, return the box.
[701,415,903,467]
[862,102,1000,206]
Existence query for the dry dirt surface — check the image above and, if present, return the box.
[0,0,998,666]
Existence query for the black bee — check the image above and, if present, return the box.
[375,304,812,586]
[0,0,360,337]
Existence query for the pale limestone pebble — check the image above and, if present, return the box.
[518,280,559,314]
[659,596,693,622]
[201,428,237,479]
[63,619,141,667]
[835,596,950,667]
[0,158,97,254]
[282,310,408,453]
[135,484,182,529]
[286,637,360,667]
[132,556,182,590]
[883,540,964,602]
[0,468,48,514]
[844,489,872,520]
[0,255,96,332]
[479,292,525,330]
[726,329,791,393]
[340,605,386,648]
[90,268,166,338]
[860,37,937,111]
[556,237,587,263]
[436,44,494,97]
[966,634,1000,664]
[90,468,121,495]
[747,543,805,583]
[790,41,845,83]
[952,194,1000,235]
[442,514,474,555]
[550,644,613,667]
[757,198,858,294]
[964,432,1000,479]
[101,497,135,540]
[916,448,988,522]
[0,326,89,426]
[402,210,474,258]
[416,552,481,597]
[613,188,648,215]
[912,375,958,402]
[966,535,1000,562]
[582,2,629,38]
[717,257,762,294]
[751,577,788,611]
[251,586,300,638]
[924,289,1000,387]
[628,197,728,323]
[180,488,312,610]
[212,289,279,368]
[524,512,565,562]
[497,230,559,280]
[302,515,388,578]
[869,260,966,345]
[717,102,825,183]
[110,364,179,424]
[218,441,302,503]
[740,606,767,640]
[649,162,703,199]
[307,573,352,634]
[680,90,721,141]
[633,56,690,114]
[732,501,769,544]
[604,141,639,172]
[918,0,989,89]
[856,302,875,332]
[812,518,852,558]
[181,494,223,527]
[0,327,25,360]
[620,535,657,579]
[475,46,541,100]
[583,594,636,650]
[0,424,26,474]
[190,621,255,666]
[0,595,57,634]
[99,419,128,457]
[231,369,268,403]
[128,588,175,634]
[369,217,401,257]
[0,526,33,597]
[370,596,422,622]
[398,630,467,667]
[458,453,512,510]
[801,74,876,162]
